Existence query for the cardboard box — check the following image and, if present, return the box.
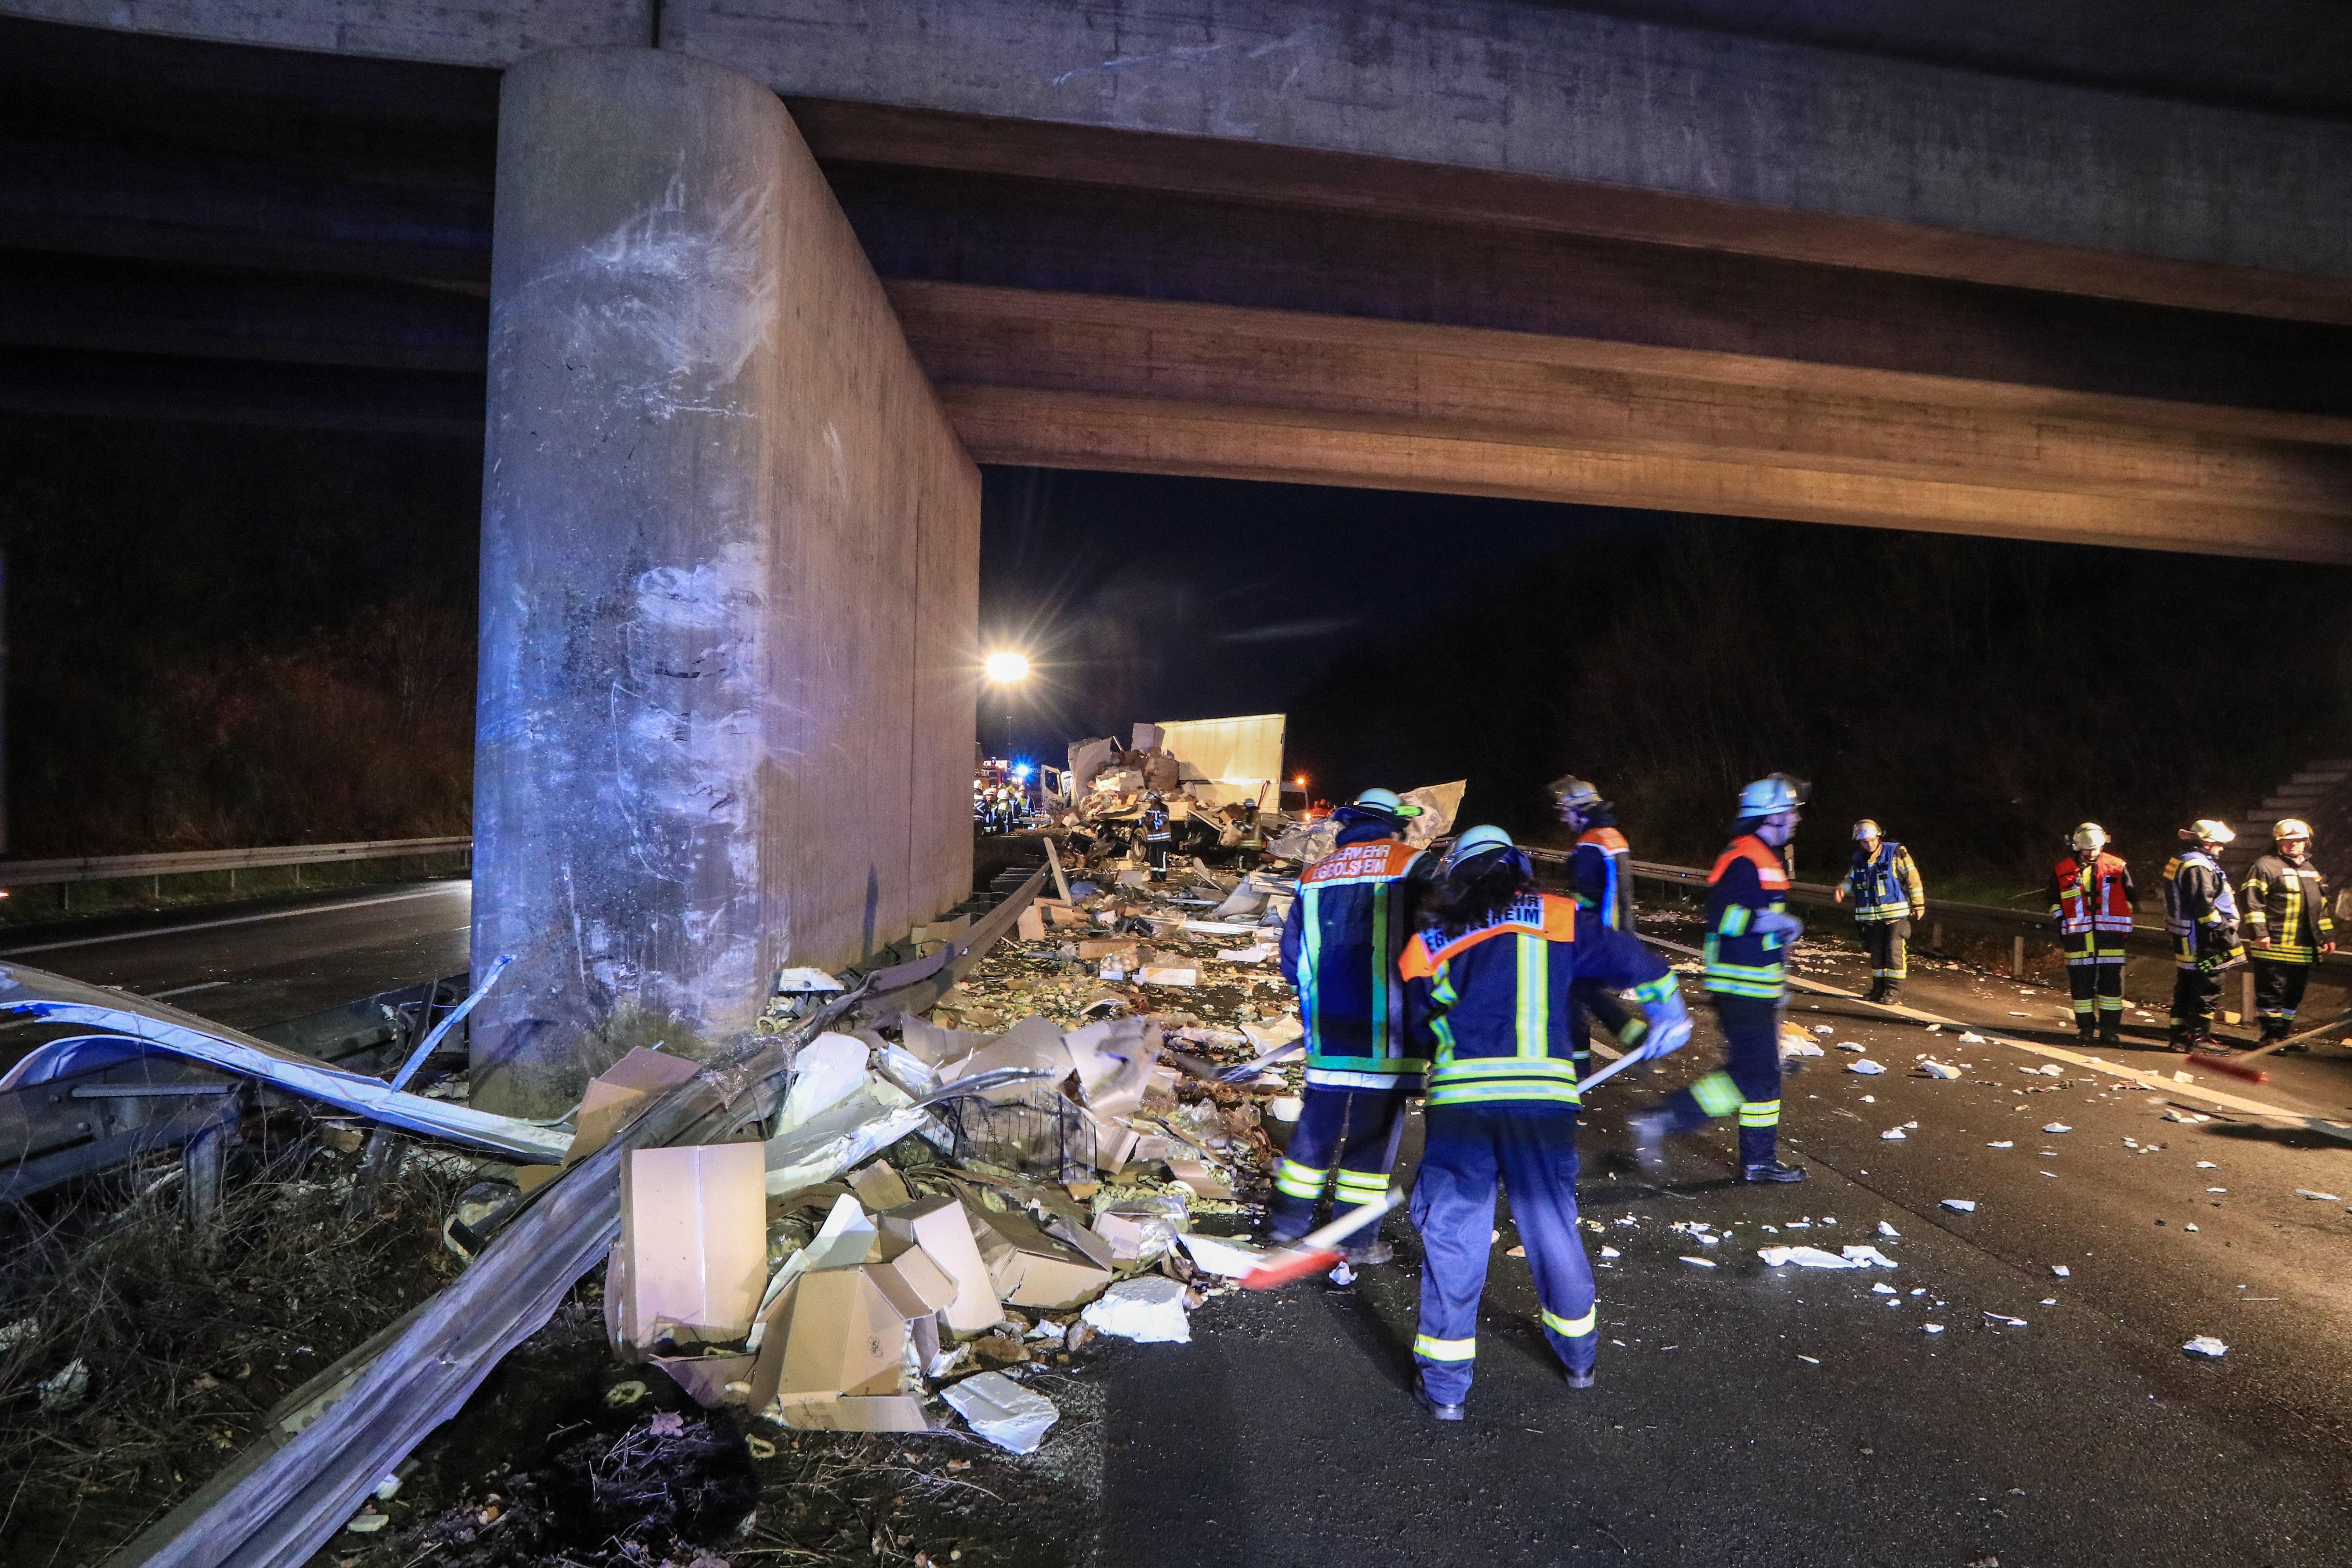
[1076,938,1140,960]
[1046,904,1091,928]
[877,1194,1001,1332]
[847,1161,912,1212]
[967,1204,1115,1310]
[746,1266,935,1434]
[617,1142,766,1353]
[548,1047,703,1187]
[1016,904,1048,940]
[1135,965,1200,987]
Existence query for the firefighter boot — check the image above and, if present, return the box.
[1413,1373,1465,1423]
[2098,1014,2122,1047]
[1738,1123,1805,1183]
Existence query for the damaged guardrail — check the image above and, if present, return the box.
[110,865,1050,1568]
[0,965,569,1165]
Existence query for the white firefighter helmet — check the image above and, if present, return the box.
[1350,786,1423,819]
[2179,819,2236,846]
[2071,822,2109,855]
[1852,818,1882,842]
[1449,824,1515,859]
[1548,775,1603,809]
[1736,773,1808,816]
[2274,818,2314,844]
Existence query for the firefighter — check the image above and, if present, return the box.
[1832,820,1926,1004]
[1139,792,1174,876]
[1628,773,1809,1183]
[2046,822,2135,1045]
[1271,787,1430,1259]
[1548,775,1644,1073]
[2241,819,2336,1047]
[1397,826,1691,1418]
[2162,820,2244,1051]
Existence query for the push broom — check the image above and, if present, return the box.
[1238,1046,1659,1289]
[2190,1010,2352,1083]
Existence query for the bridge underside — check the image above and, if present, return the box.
[5,18,2352,561]
[798,104,2352,563]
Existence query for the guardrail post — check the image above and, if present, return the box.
[185,1088,243,1253]
[2240,969,2256,1027]
[2011,935,2026,978]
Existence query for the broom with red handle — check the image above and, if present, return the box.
[1238,1049,1657,1289]
[2191,1010,2352,1083]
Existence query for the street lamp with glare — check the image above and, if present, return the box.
[982,650,1031,760]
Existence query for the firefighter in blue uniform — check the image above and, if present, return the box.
[1272,787,1430,1258]
[1398,826,1691,1419]
[1833,819,1926,1004]
[1550,775,1647,1074]
[1628,773,1809,1183]
[2163,819,2244,1050]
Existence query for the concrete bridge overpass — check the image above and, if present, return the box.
[3,1,2348,1109]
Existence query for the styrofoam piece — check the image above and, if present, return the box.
[941,1370,1060,1454]
[777,1034,872,1135]
[2183,1335,2228,1359]
[1178,1232,1270,1278]
[1941,1199,1977,1212]
[1080,1276,1192,1343]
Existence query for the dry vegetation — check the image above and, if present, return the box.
[0,1125,468,1566]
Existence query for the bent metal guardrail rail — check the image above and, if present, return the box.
[0,835,472,887]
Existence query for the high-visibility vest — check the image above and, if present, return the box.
[1703,835,1792,1000]
[1572,825,1635,931]
[1283,839,1427,1081]
[1399,893,1672,1108]
[2051,852,2134,936]
[1843,841,1922,923]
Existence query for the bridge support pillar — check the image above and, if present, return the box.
[471,47,978,1116]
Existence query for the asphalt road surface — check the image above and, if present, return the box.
[1101,931,2352,1567]
[0,880,470,1031]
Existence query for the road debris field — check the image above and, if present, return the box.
[5,833,2351,1568]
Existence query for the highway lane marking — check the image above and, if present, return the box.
[1647,935,2352,1146]
[149,980,231,998]
[0,885,467,958]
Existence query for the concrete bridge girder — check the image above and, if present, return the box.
[895,284,2352,563]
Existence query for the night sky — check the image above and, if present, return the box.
[0,415,2347,890]
[976,467,1651,766]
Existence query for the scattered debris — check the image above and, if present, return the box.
[2183,1335,2229,1359]
[2043,1123,2073,1134]
[1679,1256,1718,1268]
[1847,1060,1887,1076]
[938,1370,1060,1454]
[1984,1312,2028,1327]
[1081,1276,1193,1343]
[2295,1189,2342,1202]
[1916,1061,1961,1080]
[1877,1221,1900,1238]
[1942,1199,1978,1213]
[2051,1265,2070,1277]
[1880,1128,1907,1141]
